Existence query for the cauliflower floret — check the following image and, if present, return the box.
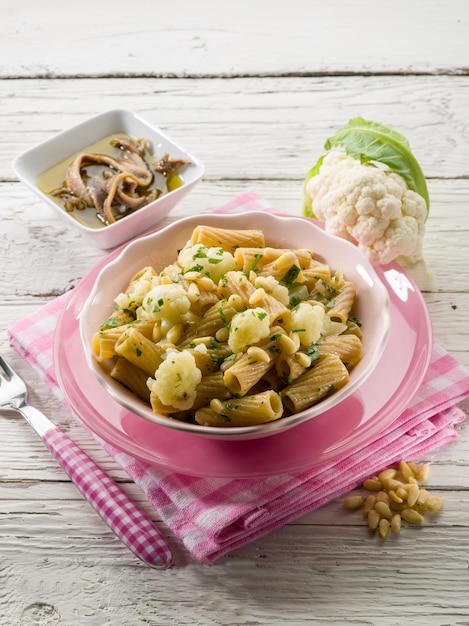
[114,268,160,310]
[290,302,325,347]
[178,242,237,282]
[228,307,271,353]
[305,151,427,265]
[148,350,202,410]
[254,275,290,305]
[138,283,190,324]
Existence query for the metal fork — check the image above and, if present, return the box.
[0,354,172,569]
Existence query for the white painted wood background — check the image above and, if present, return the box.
[1,1,469,624]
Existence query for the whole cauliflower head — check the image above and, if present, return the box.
[305,151,427,265]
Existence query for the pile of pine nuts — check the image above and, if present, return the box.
[343,460,444,539]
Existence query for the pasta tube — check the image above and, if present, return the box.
[283,354,350,413]
[114,327,163,376]
[195,390,283,427]
[317,334,362,366]
[328,281,357,323]
[191,225,265,252]
[110,357,151,402]
[92,321,154,362]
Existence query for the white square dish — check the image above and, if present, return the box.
[12,109,205,249]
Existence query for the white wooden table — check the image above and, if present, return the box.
[1,2,469,624]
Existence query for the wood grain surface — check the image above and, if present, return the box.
[1,2,469,624]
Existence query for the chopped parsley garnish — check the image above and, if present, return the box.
[102,316,119,328]
[223,353,237,363]
[320,280,338,295]
[245,253,263,275]
[218,306,230,329]
[280,264,301,286]
[348,316,363,327]
[303,343,320,363]
[184,264,204,274]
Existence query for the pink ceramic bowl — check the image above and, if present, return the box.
[79,211,391,440]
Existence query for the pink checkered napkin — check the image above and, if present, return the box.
[8,192,469,564]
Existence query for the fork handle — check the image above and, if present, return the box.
[35,423,173,569]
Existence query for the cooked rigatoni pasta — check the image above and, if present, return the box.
[114,327,163,376]
[195,390,284,427]
[111,357,151,402]
[92,225,363,428]
[191,225,265,252]
[282,354,350,413]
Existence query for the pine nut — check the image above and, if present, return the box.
[399,460,415,482]
[368,509,380,531]
[198,276,216,291]
[296,352,312,368]
[376,491,390,504]
[406,484,420,508]
[378,518,390,539]
[152,324,163,343]
[363,495,376,517]
[416,463,430,483]
[247,346,270,363]
[166,323,183,345]
[378,468,397,482]
[401,508,424,525]
[382,477,404,491]
[416,488,430,506]
[160,342,177,352]
[227,294,244,310]
[374,501,392,520]
[388,489,403,504]
[424,496,444,513]
[391,513,402,533]
[210,398,225,413]
[189,336,212,346]
[278,334,298,356]
[343,496,365,511]
[389,500,405,512]
[187,282,201,302]
[274,251,298,271]
[363,478,382,491]
[396,487,408,500]
[183,271,201,281]
[248,287,267,306]
[215,327,229,342]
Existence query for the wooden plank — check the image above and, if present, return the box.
[2,0,468,77]
[2,76,469,179]
[1,520,469,624]
[2,178,468,293]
